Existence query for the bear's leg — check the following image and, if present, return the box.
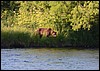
[40,35,42,38]
[47,32,51,37]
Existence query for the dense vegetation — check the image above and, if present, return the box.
[1,1,99,48]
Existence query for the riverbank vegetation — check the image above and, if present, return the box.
[1,1,99,48]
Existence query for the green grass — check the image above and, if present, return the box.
[1,26,99,48]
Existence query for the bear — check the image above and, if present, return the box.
[35,28,57,38]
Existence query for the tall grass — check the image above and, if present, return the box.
[1,26,99,48]
[1,26,59,48]
[1,27,30,48]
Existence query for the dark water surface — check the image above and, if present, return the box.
[1,48,99,70]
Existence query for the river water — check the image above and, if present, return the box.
[1,47,99,70]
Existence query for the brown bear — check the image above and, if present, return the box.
[35,28,57,38]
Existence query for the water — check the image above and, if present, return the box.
[1,48,99,70]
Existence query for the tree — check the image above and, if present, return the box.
[70,1,99,31]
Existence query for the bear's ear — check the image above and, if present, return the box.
[48,28,51,30]
[39,28,41,31]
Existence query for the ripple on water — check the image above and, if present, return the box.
[1,48,99,70]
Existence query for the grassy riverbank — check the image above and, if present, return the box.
[1,27,99,49]
[1,1,99,49]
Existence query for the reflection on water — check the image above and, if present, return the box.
[1,48,99,70]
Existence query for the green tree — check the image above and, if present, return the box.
[70,1,99,31]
